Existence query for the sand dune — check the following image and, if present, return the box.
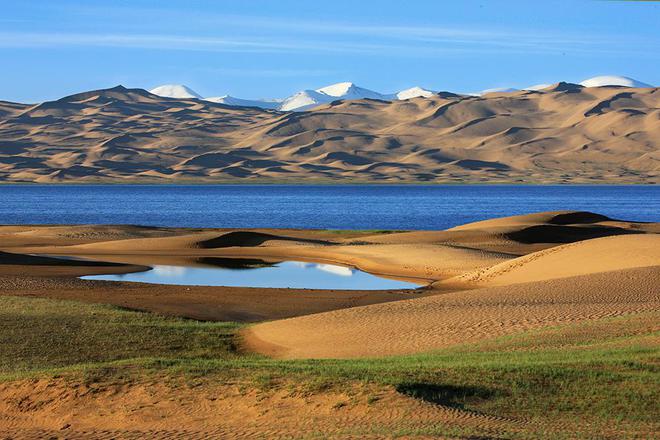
[1,212,657,359]
[197,231,330,248]
[245,265,660,359]
[355,210,655,255]
[0,251,127,268]
[2,210,654,283]
[244,227,660,359]
[0,85,658,183]
[447,234,660,287]
[12,234,510,283]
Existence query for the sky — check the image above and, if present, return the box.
[1,0,659,102]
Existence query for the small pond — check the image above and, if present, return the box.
[80,259,422,290]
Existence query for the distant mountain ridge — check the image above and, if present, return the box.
[148,75,655,111]
[149,84,201,99]
[0,81,657,184]
[205,95,282,110]
[579,75,652,88]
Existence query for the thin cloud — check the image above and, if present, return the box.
[8,3,660,58]
[68,4,658,48]
[191,67,340,77]
[0,30,657,58]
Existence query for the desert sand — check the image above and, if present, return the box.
[0,211,657,324]
[0,210,658,438]
[0,378,525,440]
[0,84,658,183]
[245,266,659,358]
[0,210,658,357]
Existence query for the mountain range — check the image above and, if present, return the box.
[148,75,654,111]
[0,78,657,184]
[150,81,440,111]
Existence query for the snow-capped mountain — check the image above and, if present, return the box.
[280,82,390,111]
[205,95,281,110]
[149,84,202,99]
[316,82,388,100]
[524,83,553,91]
[395,86,436,100]
[279,89,334,111]
[475,75,654,96]
[479,87,519,95]
[579,75,652,88]
[148,75,654,112]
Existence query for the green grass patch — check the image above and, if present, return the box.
[0,295,244,376]
[1,295,658,438]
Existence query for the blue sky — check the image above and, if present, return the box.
[1,0,658,102]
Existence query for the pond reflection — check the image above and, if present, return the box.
[81,258,421,290]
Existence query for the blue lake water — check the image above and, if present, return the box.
[81,261,421,290]
[0,185,657,230]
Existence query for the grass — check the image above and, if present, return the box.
[0,295,243,374]
[1,295,658,438]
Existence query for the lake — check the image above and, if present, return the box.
[81,259,421,290]
[0,185,657,229]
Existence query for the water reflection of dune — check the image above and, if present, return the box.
[152,265,187,277]
[289,261,354,277]
[316,264,354,277]
[82,259,416,289]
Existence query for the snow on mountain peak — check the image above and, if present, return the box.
[205,95,281,110]
[579,75,652,88]
[524,83,552,91]
[479,87,519,95]
[315,82,387,100]
[396,86,436,100]
[316,82,356,97]
[277,83,389,111]
[147,75,655,111]
[279,89,332,111]
[149,84,202,99]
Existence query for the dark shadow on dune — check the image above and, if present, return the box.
[396,383,497,411]
[547,81,584,93]
[218,166,252,178]
[322,151,372,166]
[197,231,330,248]
[505,224,640,244]
[0,251,126,267]
[547,211,612,225]
[195,257,278,270]
[452,159,510,171]
[584,92,634,117]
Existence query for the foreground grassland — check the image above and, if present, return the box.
[1,295,658,439]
